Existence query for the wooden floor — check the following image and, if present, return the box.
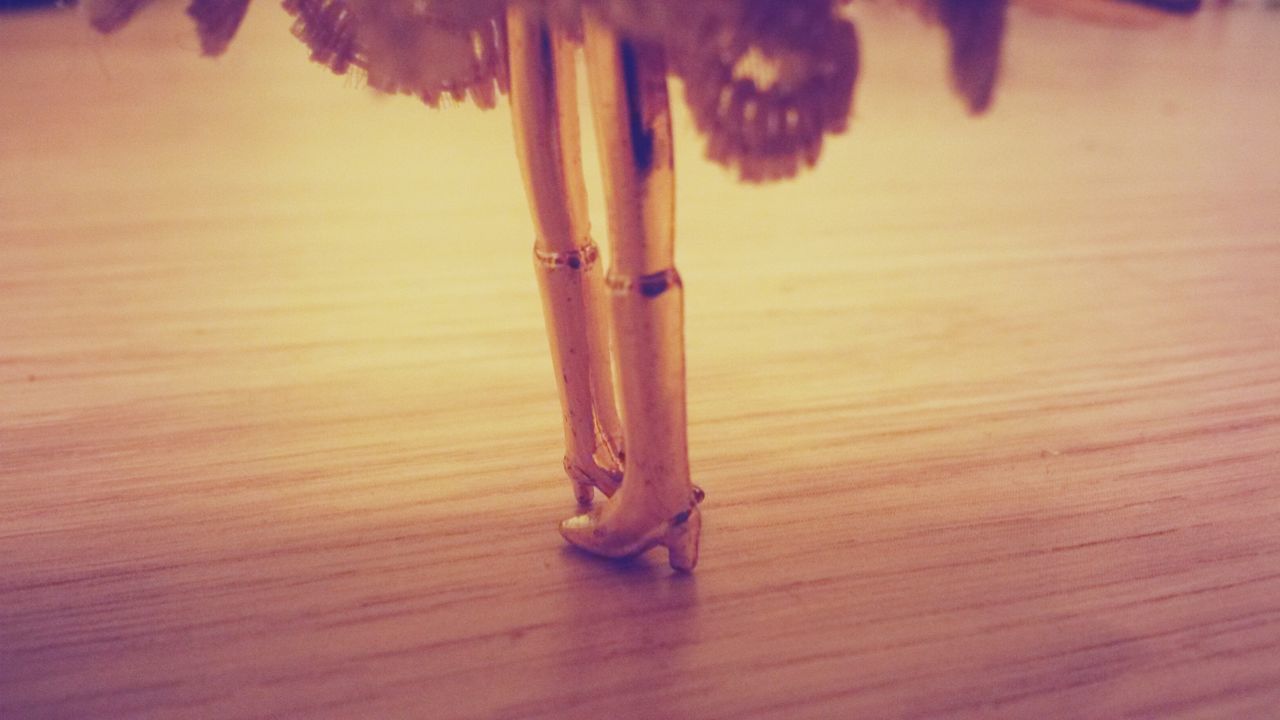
[3,4,1279,719]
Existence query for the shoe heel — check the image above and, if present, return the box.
[665,507,701,572]
[563,457,595,505]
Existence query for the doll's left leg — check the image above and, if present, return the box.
[507,7,624,503]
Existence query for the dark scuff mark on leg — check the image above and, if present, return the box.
[620,41,655,174]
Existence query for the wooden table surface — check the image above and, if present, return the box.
[2,4,1278,719]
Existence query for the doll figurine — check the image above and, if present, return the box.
[87,0,1199,570]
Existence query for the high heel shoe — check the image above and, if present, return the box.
[564,455,622,505]
[564,422,626,504]
[559,488,705,571]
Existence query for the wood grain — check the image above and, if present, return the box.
[2,4,1279,719]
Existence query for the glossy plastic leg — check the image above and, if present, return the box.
[559,9,702,570]
[508,7,625,503]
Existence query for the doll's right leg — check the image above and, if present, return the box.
[507,7,624,504]
[557,8,702,571]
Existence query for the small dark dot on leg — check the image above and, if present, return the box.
[639,276,669,297]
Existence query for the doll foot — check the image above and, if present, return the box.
[559,491,704,571]
[564,456,622,504]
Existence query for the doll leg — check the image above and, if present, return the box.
[507,7,624,503]
[558,10,702,570]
